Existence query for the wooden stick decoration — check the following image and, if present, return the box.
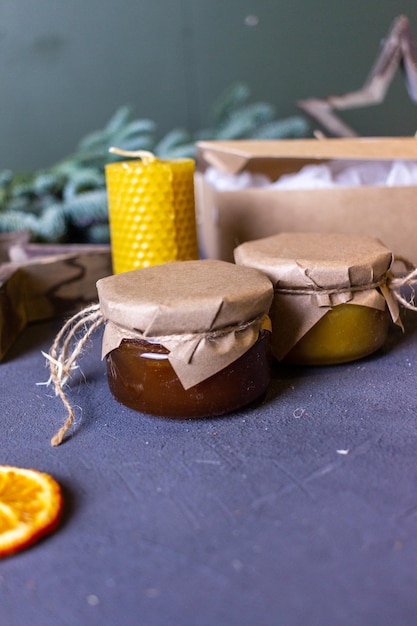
[298,15,417,137]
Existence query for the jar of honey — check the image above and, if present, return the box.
[96,259,274,416]
[234,232,401,365]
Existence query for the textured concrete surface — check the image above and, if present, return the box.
[1,310,417,626]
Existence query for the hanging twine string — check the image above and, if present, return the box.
[388,257,417,311]
[42,304,104,446]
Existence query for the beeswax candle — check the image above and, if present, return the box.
[105,149,198,273]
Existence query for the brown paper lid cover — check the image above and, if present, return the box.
[96,260,273,389]
[97,260,272,332]
[234,232,393,289]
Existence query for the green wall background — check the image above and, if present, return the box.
[1,0,417,171]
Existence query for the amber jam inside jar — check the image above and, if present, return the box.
[106,330,271,418]
[283,303,389,366]
[97,259,274,418]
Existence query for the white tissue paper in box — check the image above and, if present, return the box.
[195,138,417,264]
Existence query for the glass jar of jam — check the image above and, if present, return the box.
[96,259,273,416]
[234,232,400,365]
[106,331,271,417]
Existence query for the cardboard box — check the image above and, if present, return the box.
[195,138,417,264]
[0,239,112,359]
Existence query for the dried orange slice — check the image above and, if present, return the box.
[0,466,63,558]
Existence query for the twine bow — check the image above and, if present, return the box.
[274,258,417,313]
[387,259,417,311]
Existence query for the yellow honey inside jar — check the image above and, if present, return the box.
[96,260,274,417]
[284,303,389,365]
[234,232,399,366]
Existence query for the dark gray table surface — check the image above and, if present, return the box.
[1,309,417,626]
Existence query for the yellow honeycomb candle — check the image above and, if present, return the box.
[105,149,199,274]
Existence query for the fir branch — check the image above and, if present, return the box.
[0,82,310,244]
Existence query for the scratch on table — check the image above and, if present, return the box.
[202,439,246,470]
[240,460,334,506]
[140,536,229,585]
[120,459,147,469]
[101,430,118,440]
[272,459,313,498]
[210,493,238,526]
[114,467,141,500]
[249,490,283,510]
[249,460,313,510]
[159,483,202,531]
[175,450,195,478]
[175,495,202,531]
[139,535,191,564]
[303,461,341,484]
[193,458,221,465]
[301,435,380,486]
[395,503,417,522]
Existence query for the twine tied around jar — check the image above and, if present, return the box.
[274,257,417,315]
[42,304,266,446]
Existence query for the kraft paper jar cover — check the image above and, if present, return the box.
[96,260,273,389]
[234,232,401,360]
